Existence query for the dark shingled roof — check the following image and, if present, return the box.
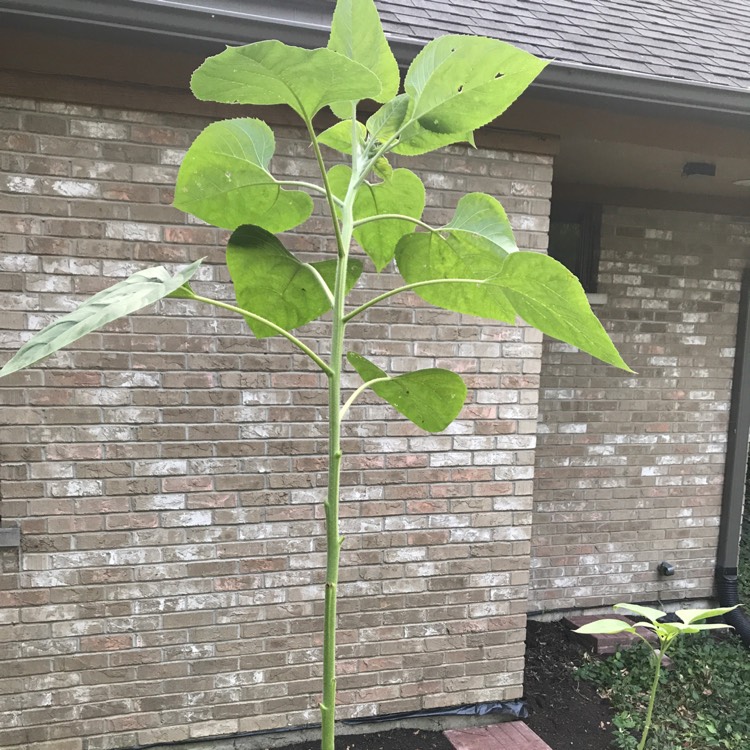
[376,0,750,92]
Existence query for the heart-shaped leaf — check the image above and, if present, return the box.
[396,237,631,371]
[347,352,466,432]
[445,193,518,255]
[372,35,544,155]
[574,619,636,635]
[0,260,203,378]
[319,120,367,156]
[329,165,426,271]
[227,225,362,338]
[403,35,546,138]
[498,253,631,370]
[191,40,381,121]
[174,118,313,233]
[327,0,399,118]
[395,230,516,321]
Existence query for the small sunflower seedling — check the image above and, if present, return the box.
[576,603,739,750]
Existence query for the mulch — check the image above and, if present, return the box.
[523,619,614,750]
[276,729,456,750]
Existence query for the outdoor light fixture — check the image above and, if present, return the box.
[658,561,676,577]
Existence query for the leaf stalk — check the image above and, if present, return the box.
[352,213,435,232]
[189,293,333,376]
[340,376,391,418]
[344,277,493,322]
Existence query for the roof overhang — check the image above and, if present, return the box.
[3,0,750,121]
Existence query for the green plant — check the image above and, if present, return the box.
[576,603,738,750]
[0,0,630,747]
[580,632,750,750]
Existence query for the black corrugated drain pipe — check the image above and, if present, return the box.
[716,573,750,644]
[715,267,750,647]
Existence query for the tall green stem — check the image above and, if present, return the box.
[638,644,667,750]
[307,113,360,750]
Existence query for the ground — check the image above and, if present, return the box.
[523,620,613,750]
[266,620,613,750]
[275,729,455,750]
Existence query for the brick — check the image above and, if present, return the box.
[0,91,554,749]
[530,208,746,613]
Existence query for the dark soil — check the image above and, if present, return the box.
[269,620,613,750]
[278,729,455,750]
[523,619,614,750]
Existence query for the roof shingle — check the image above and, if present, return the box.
[376,0,750,91]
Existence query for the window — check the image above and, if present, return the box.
[548,202,602,294]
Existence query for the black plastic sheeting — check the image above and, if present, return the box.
[132,700,528,749]
[342,699,528,724]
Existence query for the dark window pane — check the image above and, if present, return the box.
[549,220,583,276]
[548,202,601,293]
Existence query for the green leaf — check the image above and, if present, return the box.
[395,230,516,321]
[658,622,702,636]
[394,122,476,156]
[373,157,393,181]
[347,352,466,432]
[367,95,475,155]
[675,606,739,625]
[367,94,409,142]
[401,35,546,143]
[329,165,426,271]
[167,282,196,300]
[574,619,635,635]
[191,40,381,121]
[0,260,203,378]
[369,34,543,154]
[395,240,631,371]
[613,603,668,623]
[690,623,735,631]
[226,225,362,338]
[174,118,313,233]
[498,254,631,370]
[318,120,367,155]
[310,259,360,299]
[445,193,518,255]
[327,0,400,117]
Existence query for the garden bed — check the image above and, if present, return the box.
[277,728,456,750]
[523,620,614,750]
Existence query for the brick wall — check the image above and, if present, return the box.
[531,206,749,612]
[0,94,553,750]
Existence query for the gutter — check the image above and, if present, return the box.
[2,0,750,120]
[715,267,750,647]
